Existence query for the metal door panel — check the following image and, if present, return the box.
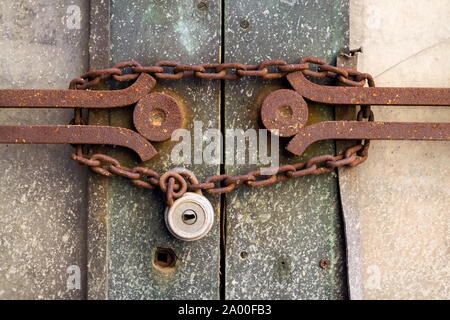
[89,0,223,299]
[223,0,348,299]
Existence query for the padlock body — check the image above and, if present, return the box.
[164,192,214,241]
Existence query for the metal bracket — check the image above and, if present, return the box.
[287,70,450,106]
[260,67,450,156]
[0,74,184,161]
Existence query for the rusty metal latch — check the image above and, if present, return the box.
[260,72,450,156]
[0,73,185,161]
[288,70,450,106]
[0,56,448,241]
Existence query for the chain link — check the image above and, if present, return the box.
[68,57,371,89]
[69,57,375,205]
[71,142,370,197]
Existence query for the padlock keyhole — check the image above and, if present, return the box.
[182,209,197,225]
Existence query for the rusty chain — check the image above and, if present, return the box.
[69,57,374,89]
[69,56,375,206]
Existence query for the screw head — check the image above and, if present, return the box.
[240,251,248,259]
[240,19,250,29]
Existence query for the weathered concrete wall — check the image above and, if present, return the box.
[0,0,89,299]
[344,0,450,299]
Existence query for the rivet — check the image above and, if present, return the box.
[240,19,250,29]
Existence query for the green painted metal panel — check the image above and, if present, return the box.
[89,0,349,299]
[104,0,222,299]
[223,0,348,299]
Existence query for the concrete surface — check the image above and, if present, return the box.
[343,0,450,299]
[0,0,89,299]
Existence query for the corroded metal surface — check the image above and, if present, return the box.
[133,92,183,142]
[72,141,370,204]
[66,58,373,202]
[260,89,308,137]
[0,0,90,299]
[0,0,446,301]
[288,70,450,106]
[0,73,155,108]
[0,87,188,161]
[59,55,376,208]
[287,121,450,156]
[74,59,311,83]
[0,125,157,161]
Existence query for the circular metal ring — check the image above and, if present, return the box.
[133,92,183,142]
[260,89,309,137]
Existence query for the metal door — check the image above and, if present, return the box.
[0,0,348,299]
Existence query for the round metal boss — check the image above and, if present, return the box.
[164,192,214,241]
[133,92,183,142]
[260,89,308,137]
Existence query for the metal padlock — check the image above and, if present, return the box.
[164,169,214,241]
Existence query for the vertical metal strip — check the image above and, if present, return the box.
[336,54,363,300]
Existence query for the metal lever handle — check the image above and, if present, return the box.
[286,121,450,156]
[260,89,450,156]
[0,86,184,162]
[0,73,155,109]
[287,71,450,106]
[0,125,157,161]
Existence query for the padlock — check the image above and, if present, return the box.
[165,192,214,241]
[164,169,214,241]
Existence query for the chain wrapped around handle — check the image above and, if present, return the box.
[69,56,375,206]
